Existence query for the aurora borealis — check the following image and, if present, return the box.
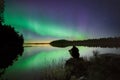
[4,0,87,42]
[4,0,120,41]
[3,0,120,80]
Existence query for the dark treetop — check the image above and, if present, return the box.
[0,22,24,76]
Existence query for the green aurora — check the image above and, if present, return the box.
[4,10,86,41]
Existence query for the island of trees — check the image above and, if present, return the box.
[50,37,120,48]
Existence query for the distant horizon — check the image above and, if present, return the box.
[24,37,120,47]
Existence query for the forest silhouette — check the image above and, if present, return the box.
[50,37,120,48]
[0,0,24,79]
[0,21,24,77]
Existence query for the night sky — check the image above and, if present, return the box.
[4,0,120,42]
[2,0,120,80]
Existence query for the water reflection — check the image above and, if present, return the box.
[3,46,120,80]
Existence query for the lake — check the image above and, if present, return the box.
[3,46,120,80]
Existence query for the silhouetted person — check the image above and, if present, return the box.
[0,21,24,77]
[65,46,87,80]
[69,46,79,58]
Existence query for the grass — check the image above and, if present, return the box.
[36,51,120,80]
[38,59,66,80]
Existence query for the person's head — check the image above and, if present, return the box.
[69,46,80,58]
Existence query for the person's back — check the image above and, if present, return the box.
[65,46,87,80]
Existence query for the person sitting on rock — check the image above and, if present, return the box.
[65,46,87,80]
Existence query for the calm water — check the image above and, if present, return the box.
[3,46,120,80]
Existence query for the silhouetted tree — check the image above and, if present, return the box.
[0,0,24,79]
[0,0,4,22]
[0,22,24,77]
